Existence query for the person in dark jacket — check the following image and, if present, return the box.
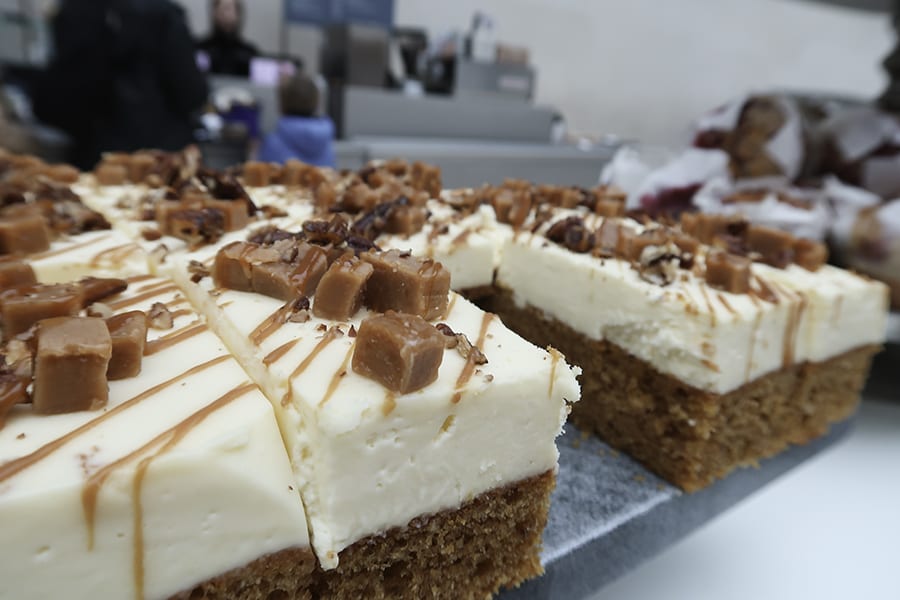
[32,0,208,169]
[258,73,336,168]
[196,0,258,77]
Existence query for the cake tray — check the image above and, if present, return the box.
[500,418,852,599]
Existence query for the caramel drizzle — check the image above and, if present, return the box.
[136,280,173,293]
[129,383,255,600]
[716,293,736,315]
[250,304,293,346]
[0,356,231,486]
[168,308,192,321]
[751,275,779,304]
[319,343,354,407]
[451,228,471,248]
[89,243,141,268]
[698,284,717,327]
[144,322,207,356]
[126,274,156,284]
[382,390,397,416]
[281,328,341,406]
[745,312,763,382]
[29,233,112,261]
[264,338,300,366]
[781,289,808,368]
[548,347,562,399]
[451,313,494,404]
[107,284,179,310]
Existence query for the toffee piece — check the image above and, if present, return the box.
[32,317,111,414]
[352,311,446,394]
[0,283,83,337]
[313,254,373,320]
[361,250,450,320]
[0,259,36,291]
[106,311,148,379]
[705,250,752,294]
[0,214,51,254]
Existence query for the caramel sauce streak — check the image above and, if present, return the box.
[382,390,397,416]
[250,304,292,346]
[745,312,763,382]
[0,355,231,486]
[30,233,112,260]
[548,347,562,399]
[451,313,494,404]
[136,280,173,293]
[90,243,140,268]
[144,322,208,356]
[281,328,340,406]
[716,293,736,315]
[107,285,179,310]
[126,275,156,284]
[128,383,255,600]
[168,308,192,321]
[698,284,717,327]
[782,290,808,368]
[264,339,300,366]
[319,344,354,407]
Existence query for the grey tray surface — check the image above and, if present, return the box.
[500,419,852,599]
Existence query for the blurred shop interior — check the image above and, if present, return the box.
[0,0,893,186]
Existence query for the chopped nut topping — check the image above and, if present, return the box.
[33,317,111,414]
[259,205,288,219]
[188,260,210,283]
[147,302,174,330]
[161,207,225,249]
[546,216,594,253]
[352,311,446,394]
[0,368,29,428]
[141,228,162,241]
[637,242,682,286]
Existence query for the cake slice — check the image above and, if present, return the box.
[165,222,580,598]
[485,185,887,490]
[0,273,314,600]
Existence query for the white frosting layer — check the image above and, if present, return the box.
[496,219,888,394]
[169,258,578,569]
[29,229,148,281]
[0,277,310,600]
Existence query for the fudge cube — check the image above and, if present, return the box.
[385,205,427,235]
[213,241,265,292]
[0,259,36,291]
[128,154,156,183]
[243,161,273,187]
[409,161,442,197]
[794,238,828,271]
[33,317,111,414]
[594,198,625,218]
[705,251,752,294]
[0,214,51,254]
[313,254,373,320]
[619,228,669,262]
[203,198,251,231]
[105,311,148,380]
[280,159,308,186]
[361,250,450,320]
[352,311,445,394]
[0,283,83,337]
[746,225,795,268]
[251,243,328,301]
[94,163,128,186]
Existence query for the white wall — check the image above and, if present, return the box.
[394,0,894,146]
[173,0,895,147]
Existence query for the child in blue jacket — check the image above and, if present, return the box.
[258,73,336,168]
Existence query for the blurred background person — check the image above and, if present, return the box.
[196,0,258,77]
[258,72,335,168]
[31,0,208,169]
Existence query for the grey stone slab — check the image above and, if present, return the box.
[500,418,853,599]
